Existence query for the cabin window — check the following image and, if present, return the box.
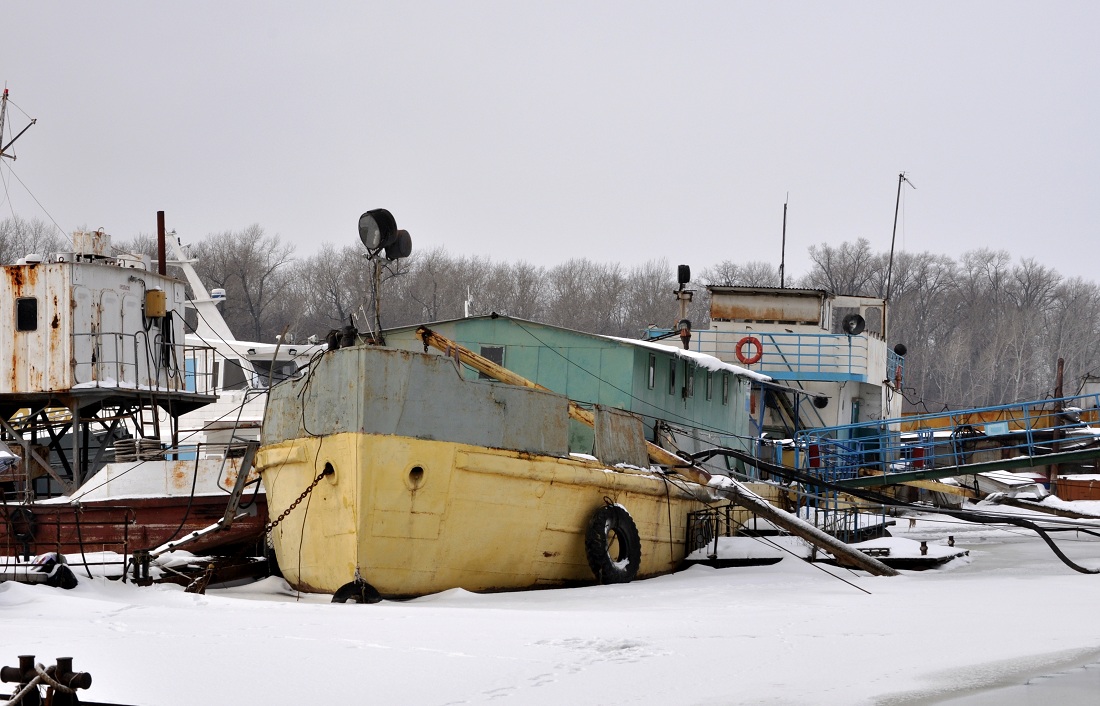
[251,359,300,388]
[478,346,505,380]
[222,359,248,391]
[722,373,729,405]
[684,363,694,398]
[647,354,656,389]
[16,297,37,331]
[668,358,676,395]
[705,371,713,400]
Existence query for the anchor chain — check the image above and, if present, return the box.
[264,467,333,533]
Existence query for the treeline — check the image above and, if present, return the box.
[794,239,1100,411]
[4,217,1097,411]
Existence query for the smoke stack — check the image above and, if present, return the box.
[157,211,167,276]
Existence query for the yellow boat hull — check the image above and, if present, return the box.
[257,432,713,597]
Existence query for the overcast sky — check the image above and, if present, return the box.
[2,2,1097,281]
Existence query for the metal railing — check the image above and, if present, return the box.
[0,505,136,577]
[645,328,901,384]
[794,392,1100,482]
[686,493,892,552]
[70,331,216,395]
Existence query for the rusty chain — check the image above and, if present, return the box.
[264,467,333,533]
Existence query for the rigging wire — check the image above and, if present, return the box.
[1,163,72,245]
[700,445,1100,572]
[1,164,15,219]
[724,515,873,595]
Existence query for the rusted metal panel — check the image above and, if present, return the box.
[2,258,195,395]
[264,346,571,458]
[710,289,824,324]
[72,229,111,257]
[1054,477,1100,501]
[0,496,266,556]
[592,405,649,468]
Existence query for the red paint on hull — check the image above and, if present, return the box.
[1,495,267,558]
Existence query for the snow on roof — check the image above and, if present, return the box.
[603,335,772,382]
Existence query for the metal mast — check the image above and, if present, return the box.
[885,172,915,302]
[0,88,36,162]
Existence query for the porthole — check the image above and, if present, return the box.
[407,465,426,490]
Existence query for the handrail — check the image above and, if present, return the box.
[795,392,1100,482]
[645,328,899,384]
[70,331,216,395]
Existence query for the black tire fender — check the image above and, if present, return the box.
[332,580,382,604]
[7,506,36,543]
[584,504,642,584]
[46,563,79,590]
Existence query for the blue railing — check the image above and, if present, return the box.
[645,328,901,384]
[793,393,1100,481]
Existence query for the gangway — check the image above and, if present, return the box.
[794,393,1100,488]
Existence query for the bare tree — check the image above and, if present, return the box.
[801,238,885,295]
[191,225,297,342]
[0,216,67,263]
[701,260,781,287]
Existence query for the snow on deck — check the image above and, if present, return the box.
[603,335,772,381]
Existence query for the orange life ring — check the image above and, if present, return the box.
[735,336,763,365]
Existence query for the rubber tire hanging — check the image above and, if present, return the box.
[7,506,36,543]
[332,580,383,604]
[584,504,642,584]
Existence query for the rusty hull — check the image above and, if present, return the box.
[0,494,268,558]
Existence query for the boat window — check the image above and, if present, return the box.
[705,371,713,400]
[864,306,883,335]
[478,346,505,380]
[222,359,248,391]
[647,354,655,389]
[16,297,37,331]
[668,358,676,395]
[684,363,694,398]
[722,373,729,405]
[251,359,301,387]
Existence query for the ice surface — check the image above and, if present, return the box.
[3,511,1100,705]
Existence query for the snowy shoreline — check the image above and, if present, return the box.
[4,512,1100,705]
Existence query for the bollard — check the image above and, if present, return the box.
[1,655,41,706]
[0,654,37,684]
[920,541,928,556]
[51,656,93,690]
[2,655,94,706]
[131,549,152,585]
[948,536,955,547]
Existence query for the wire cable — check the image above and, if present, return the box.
[1,164,71,244]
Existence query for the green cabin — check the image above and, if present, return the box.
[384,315,764,474]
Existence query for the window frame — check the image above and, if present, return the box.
[16,297,38,332]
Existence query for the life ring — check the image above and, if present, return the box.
[584,504,641,584]
[6,507,36,543]
[735,336,763,365]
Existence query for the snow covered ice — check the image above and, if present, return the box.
[4,512,1100,705]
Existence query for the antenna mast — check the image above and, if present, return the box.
[779,194,788,288]
[0,88,36,162]
[885,172,915,301]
